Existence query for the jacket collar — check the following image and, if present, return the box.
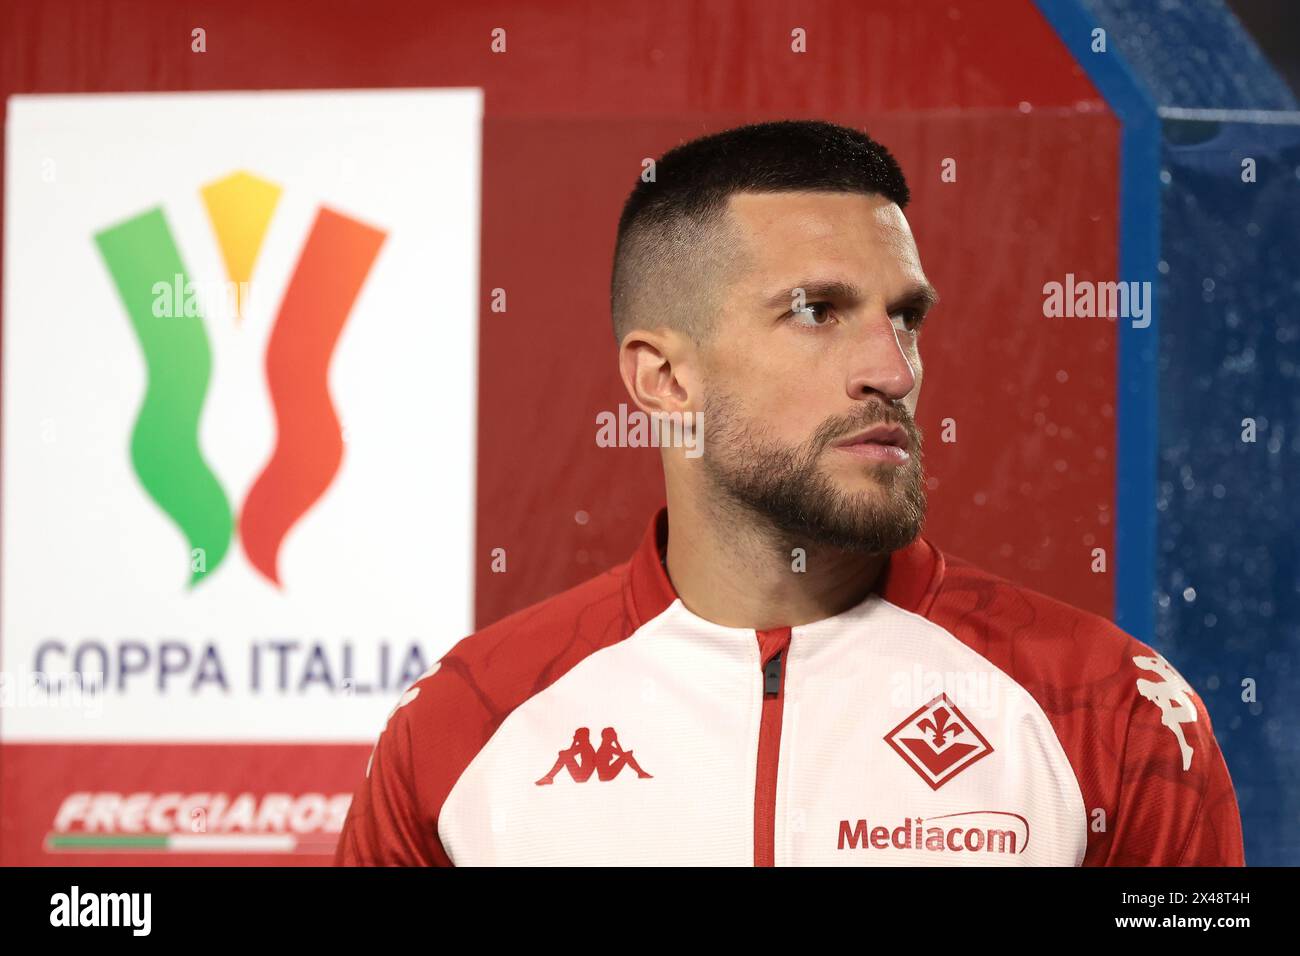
[627,507,678,627]
[626,505,944,629]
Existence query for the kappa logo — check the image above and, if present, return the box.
[94,171,387,590]
[885,693,994,790]
[1134,654,1198,771]
[535,727,653,785]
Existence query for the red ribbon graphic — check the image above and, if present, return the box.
[240,207,387,586]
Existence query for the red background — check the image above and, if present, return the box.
[0,0,1119,864]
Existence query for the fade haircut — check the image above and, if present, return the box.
[609,119,911,345]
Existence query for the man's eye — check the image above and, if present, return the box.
[791,302,836,328]
[890,308,923,334]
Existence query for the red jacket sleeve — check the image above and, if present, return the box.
[1102,649,1245,866]
[335,686,448,867]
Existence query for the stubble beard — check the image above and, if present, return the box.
[700,389,927,555]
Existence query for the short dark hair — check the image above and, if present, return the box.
[610,120,911,344]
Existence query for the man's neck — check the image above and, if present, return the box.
[662,487,887,630]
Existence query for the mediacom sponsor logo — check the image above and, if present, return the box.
[837,811,1029,855]
[47,791,352,855]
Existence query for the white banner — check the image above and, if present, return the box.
[2,89,481,740]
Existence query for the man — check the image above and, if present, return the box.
[336,120,1244,866]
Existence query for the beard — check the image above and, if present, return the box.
[699,389,927,554]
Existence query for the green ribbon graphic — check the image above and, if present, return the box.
[95,208,234,586]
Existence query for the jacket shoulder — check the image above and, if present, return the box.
[399,564,635,775]
[926,552,1242,864]
[929,551,1155,694]
[337,560,643,864]
[403,559,636,735]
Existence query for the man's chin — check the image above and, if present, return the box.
[788,512,924,555]
[825,463,914,498]
[802,471,927,553]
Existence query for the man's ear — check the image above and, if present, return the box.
[618,327,696,416]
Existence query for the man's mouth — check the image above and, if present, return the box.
[830,423,911,464]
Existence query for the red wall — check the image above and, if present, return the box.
[0,0,1118,625]
[0,0,1121,866]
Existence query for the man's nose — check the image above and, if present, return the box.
[844,311,917,402]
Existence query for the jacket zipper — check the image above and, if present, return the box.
[753,626,792,867]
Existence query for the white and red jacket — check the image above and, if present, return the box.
[336,508,1244,866]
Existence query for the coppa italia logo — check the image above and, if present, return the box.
[93,171,387,588]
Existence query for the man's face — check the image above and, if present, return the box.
[698,190,936,553]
